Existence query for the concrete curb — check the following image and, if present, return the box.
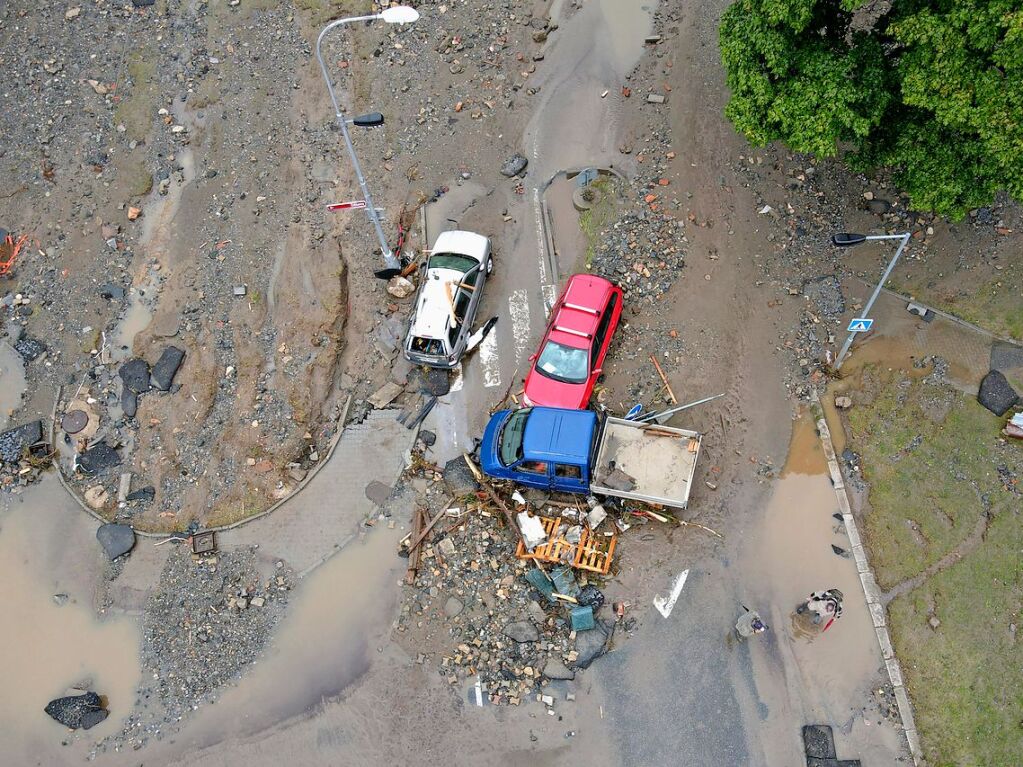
[810,391,924,766]
[52,391,354,539]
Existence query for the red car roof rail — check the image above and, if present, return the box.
[554,325,592,339]
[563,301,600,315]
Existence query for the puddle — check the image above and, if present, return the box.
[140,99,197,254]
[599,0,657,70]
[0,340,27,429]
[781,411,826,477]
[144,524,405,759]
[108,289,155,362]
[0,476,141,763]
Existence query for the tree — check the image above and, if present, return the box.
[719,0,1023,218]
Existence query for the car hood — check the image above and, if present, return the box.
[523,371,588,410]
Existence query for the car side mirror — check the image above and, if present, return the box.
[529,353,537,362]
[593,367,602,376]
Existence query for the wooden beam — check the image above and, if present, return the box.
[649,354,677,405]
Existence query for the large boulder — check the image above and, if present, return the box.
[0,419,43,462]
[977,370,1019,416]
[542,658,576,681]
[118,358,151,394]
[442,457,478,496]
[78,443,121,474]
[96,523,135,559]
[572,619,613,669]
[44,692,104,729]
[151,346,185,391]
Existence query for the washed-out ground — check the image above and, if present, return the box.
[0,0,1019,764]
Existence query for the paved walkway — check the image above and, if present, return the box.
[222,409,416,575]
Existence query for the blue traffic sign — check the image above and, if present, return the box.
[847,318,874,332]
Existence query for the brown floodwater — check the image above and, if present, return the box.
[0,476,141,763]
[0,339,27,429]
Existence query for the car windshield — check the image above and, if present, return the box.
[535,339,588,384]
[410,336,445,356]
[429,253,476,273]
[499,408,531,466]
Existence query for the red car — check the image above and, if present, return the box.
[522,274,624,409]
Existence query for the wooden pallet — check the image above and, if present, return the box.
[515,515,617,575]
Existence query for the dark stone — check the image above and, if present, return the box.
[867,198,891,214]
[500,152,528,177]
[44,692,103,729]
[442,456,478,496]
[80,708,109,730]
[419,429,437,447]
[14,337,46,361]
[503,620,539,643]
[151,346,185,391]
[802,724,837,759]
[542,659,575,680]
[96,523,135,559]
[126,486,155,503]
[99,283,126,300]
[131,0,156,6]
[0,419,44,462]
[79,443,121,474]
[121,388,138,418]
[576,585,605,611]
[119,358,151,394]
[572,619,613,668]
[416,367,451,396]
[977,370,1019,416]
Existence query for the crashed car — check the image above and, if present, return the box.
[403,230,492,368]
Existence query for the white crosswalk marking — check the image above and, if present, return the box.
[478,332,500,388]
[449,363,464,392]
[509,290,531,362]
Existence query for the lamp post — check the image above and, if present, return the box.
[831,231,912,370]
[315,6,420,279]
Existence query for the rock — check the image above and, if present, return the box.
[14,337,46,361]
[53,593,69,606]
[437,537,456,557]
[572,619,613,668]
[78,443,121,474]
[415,366,451,396]
[80,708,109,730]
[368,381,404,408]
[96,523,135,559]
[127,206,142,221]
[443,596,464,617]
[977,370,1019,416]
[386,276,415,299]
[151,346,185,390]
[834,395,853,409]
[500,152,528,178]
[646,93,666,104]
[250,596,265,608]
[117,472,132,503]
[84,485,109,509]
[121,388,138,418]
[442,456,478,495]
[503,621,539,643]
[44,692,104,729]
[126,486,155,503]
[543,659,575,680]
[928,615,940,629]
[99,283,126,300]
[867,199,892,214]
[419,429,437,447]
[233,285,248,297]
[576,584,605,611]
[119,358,151,394]
[0,420,43,462]
[131,0,156,7]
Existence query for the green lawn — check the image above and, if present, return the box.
[845,370,1023,766]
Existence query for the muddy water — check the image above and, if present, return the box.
[108,289,155,362]
[0,339,27,429]
[138,524,405,762]
[744,415,905,761]
[599,0,658,70]
[0,476,141,763]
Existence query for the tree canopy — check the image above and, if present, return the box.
[719,0,1023,218]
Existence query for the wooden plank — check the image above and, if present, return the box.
[649,354,677,405]
[406,506,449,556]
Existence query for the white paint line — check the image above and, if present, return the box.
[478,331,501,388]
[532,188,549,287]
[449,363,464,393]
[653,569,689,618]
[473,675,484,707]
[509,290,531,362]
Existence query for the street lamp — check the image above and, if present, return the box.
[315,6,420,279]
[831,231,912,370]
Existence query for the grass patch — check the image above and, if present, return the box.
[846,369,1023,765]
[115,47,160,142]
[579,178,620,269]
[888,272,1023,343]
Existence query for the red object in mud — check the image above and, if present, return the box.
[522,274,624,409]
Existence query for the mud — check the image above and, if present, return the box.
[0,340,27,429]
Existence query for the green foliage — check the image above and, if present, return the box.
[719,0,1023,218]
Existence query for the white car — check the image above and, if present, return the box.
[403,230,492,369]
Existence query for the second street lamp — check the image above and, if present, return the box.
[315,6,420,279]
[831,231,912,370]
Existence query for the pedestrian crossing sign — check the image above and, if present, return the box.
[847,318,874,332]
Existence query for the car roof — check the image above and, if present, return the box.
[431,230,489,261]
[522,407,596,464]
[409,268,462,341]
[547,274,615,348]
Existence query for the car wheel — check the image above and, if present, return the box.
[486,256,493,274]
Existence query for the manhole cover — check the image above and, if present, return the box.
[62,409,88,434]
